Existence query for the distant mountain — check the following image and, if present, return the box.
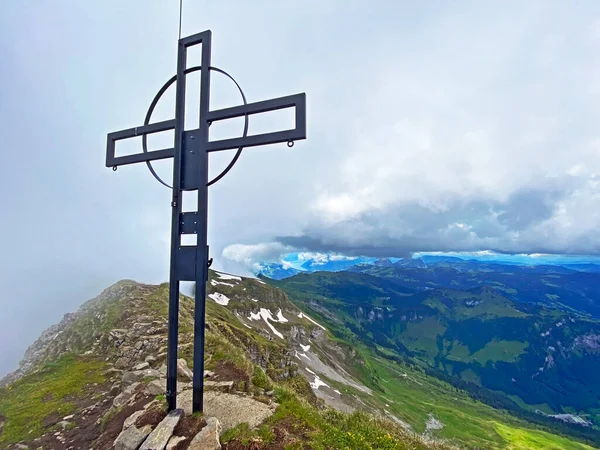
[299,257,369,272]
[374,258,394,267]
[272,270,600,440]
[394,257,427,269]
[350,260,600,318]
[255,262,301,280]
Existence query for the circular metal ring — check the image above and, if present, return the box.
[287,140,294,148]
[142,66,248,189]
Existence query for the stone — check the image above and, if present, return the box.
[179,391,274,434]
[266,390,274,397]
[177,359,193,381]
[145,355,157,364]
[204,370,215,378]
[144,379,165,396]
[135,362,150,371]
[123,368,162,386]
[204,381,233,392]
[158,364,167,376]
[122,410,145,430]
[188,417,221,450]
[114,424,153,450]
[110,382,121,396]
[139,409,183,450]
[166,435,186,450]
[177,382,192,393]
[113,382,140,408]
[56,420,71,429]
[14,444,29,450]
[62,414,74,420]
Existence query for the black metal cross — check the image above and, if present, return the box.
[105,30,306,413]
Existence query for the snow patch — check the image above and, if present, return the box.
[300,344,310,352]
[310,375,329,390]
[306,368,316,375]
[255,279,266,284]
[334,389,341,395]
[247,308,284,339]
[295,351,310,361]
[276,309,288,323]
[210,279,235,287]
[216,272,242,281]
[297,312,326,330]
[208,292,230,306]
[243,323,252,329]
[251,298,259,303]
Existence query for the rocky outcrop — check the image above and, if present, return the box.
[188,417,221,450]
[114,423,153,450]
[139,409,183,450]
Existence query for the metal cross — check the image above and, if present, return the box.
[105,30,306,413]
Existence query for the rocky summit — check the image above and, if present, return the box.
[2,269,598,449]
[0,271,451,450]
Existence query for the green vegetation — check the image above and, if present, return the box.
[355,351,596,450]
[0,355,106,446]
[222,386,450,450]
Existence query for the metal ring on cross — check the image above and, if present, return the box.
[142,66,248,189]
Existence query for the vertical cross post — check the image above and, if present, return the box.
[105,29,306,414]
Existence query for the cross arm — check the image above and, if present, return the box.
[204,93,306,152]
[105,119,176,167]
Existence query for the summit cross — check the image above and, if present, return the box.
[105,30,306,413]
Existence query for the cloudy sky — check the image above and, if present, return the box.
[2,0,600,375]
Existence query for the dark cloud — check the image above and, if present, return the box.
[276,182,586,257]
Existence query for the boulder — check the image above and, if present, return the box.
[135,362,150,371]
[188,417,221,450]
[114,424,153,450]
[177,359,193,381]
[166,435,186,450]
[145,355,157,365]
[122,410,145,430]
[123,368,162,386]
[139,409,183,450]
[113,382,140,408]
[144,379,165,396]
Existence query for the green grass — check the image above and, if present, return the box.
[222,386,449,450]
[401,318,446,357]
[471,340,528,364]
[348,349,597,449]
[0,354,106,446]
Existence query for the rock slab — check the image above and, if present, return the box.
[188,417,221,450]
[139,408,183,450]
[114,424,153,450]
[179,391,274,434]
[166,435,187,450]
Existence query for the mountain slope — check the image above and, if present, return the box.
[349,259,600,317]
[271,271,600,448]
[0,272,451,450]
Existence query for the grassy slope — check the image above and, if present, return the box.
[0,355,106,446]
[355,350,595,450]
[271,275,598,449]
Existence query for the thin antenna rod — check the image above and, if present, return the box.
[178,0,183,40]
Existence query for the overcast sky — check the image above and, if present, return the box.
[2,0,600,375]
